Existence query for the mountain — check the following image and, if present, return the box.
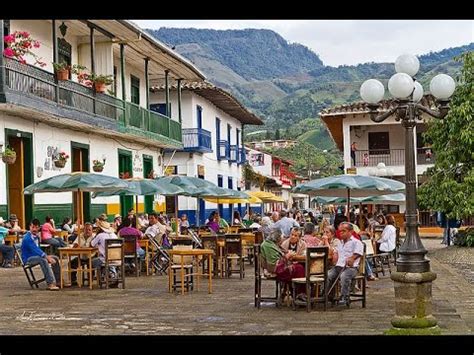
[147,27,472,174]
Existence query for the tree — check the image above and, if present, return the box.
[417,52,474,219]
[275,128,280,140]
[265,130,271,140]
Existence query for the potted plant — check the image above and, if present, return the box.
[53,151,69,168]
[1,146,17,164]
[92,158,106,172]
[89,73,114,93]
[52,62,87,81]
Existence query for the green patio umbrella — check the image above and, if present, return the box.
[23,172,129,224]
[294,174,405,219]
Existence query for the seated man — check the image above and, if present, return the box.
[145,212,172,248]
[0,217,15,267]
[327,222,364,306]
[69,222,96,285]
[20,219,60,290]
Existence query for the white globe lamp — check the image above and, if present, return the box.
[360,79,385,104]
[388,73,415,99]
[395,54,420,77]
[430,74,456,100]
[412,82,424,103]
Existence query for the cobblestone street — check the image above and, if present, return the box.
[0,239,472,336]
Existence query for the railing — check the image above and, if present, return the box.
[3,57,181,143]
[182,128,212,153]
[355,148,435,167]
[218,140,230,160]
[229,145,238,162]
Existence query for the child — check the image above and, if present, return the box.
[363,153,369,167]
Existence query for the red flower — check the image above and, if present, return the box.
[4,35,15,43]
[3,47,14,57]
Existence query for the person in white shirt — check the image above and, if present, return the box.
[145,212,172,247]
[89,220,118,268]
[327,222,364,306]
[377,214,397,253]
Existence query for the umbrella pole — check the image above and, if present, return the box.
[196,197,200,227]
[346,188,351,220]
[135,195,139,227]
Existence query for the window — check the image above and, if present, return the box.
[150,103,170,116]
[130,75,140,105]
[58,38,72,79]
[368,132,389,155]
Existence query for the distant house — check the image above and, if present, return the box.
[247,139,297,150]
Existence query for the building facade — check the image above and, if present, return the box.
[0,20,205,228]
[150,82,263,225]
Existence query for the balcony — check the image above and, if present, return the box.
[182,128,212,153]
[1,57,182,147]
[354,149,436,167]
[218,140,230,160]
[238,147,246,165]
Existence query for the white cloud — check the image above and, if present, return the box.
[132,19,473,66]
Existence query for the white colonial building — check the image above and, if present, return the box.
[149,82,263,225]
[0,20,205,228]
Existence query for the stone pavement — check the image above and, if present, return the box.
[0,239,471,335]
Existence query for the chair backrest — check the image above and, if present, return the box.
[306,246,329,280]
[187,229,203,248]
[105,238,124,265]
[228,226,239,233]
[14,244,26,267]
[362,239,375,256]
[201,235,218,253]
[254,231,264,245]
[358,243,367,276]
[121,235,138,256]
[172,244,193,264]
[224,234,242,256]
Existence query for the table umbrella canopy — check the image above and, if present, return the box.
[204,189,255,204]
[92,177,184,197]
[293,174,405,197]
[23,172,129,194]
[312,193,405,205]
[156,175,233,198]
[248,191,285,203]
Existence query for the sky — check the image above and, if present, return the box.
[133,20,473,67]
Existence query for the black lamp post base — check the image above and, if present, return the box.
[390,271,438,331]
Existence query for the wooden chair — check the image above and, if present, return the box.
[121,235,141,277]
[228,226,240,233]
[291,246,329,312]
[14,245,47,289]
[224,234,244,279]
[254,244,281,309]
[98,239,125,289]
[348,243,367,308]
[170,245,194,292]
[201,235,219,277]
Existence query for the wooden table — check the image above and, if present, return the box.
[58,247,98,289]
[167,249,214,295]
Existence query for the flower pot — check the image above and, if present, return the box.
[56,69,69,81]
[94,82,106,93]
[93,165,104,172]
[54,159,66,168]
[2,154,16,164]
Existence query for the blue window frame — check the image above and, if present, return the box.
[216,118,221,160]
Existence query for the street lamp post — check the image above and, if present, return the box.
[360,54,455,334]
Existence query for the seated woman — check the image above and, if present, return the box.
[377,214,397,255]
[41,216,67,251]
[319,225,340,266]
[301,222,321,247]
[260,228,306,299]
[118,217,146,261]
[233,211,245,228]
[206,212,220,234]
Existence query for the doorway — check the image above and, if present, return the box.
[71,142,90,223]
[143,155,154,213]
[118,149,133,217]
[6,129,33,229]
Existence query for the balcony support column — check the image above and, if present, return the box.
[52,20,59,103]
[89,26,96,114]
[177,78,182,124]
[120,43,127,126]
[145,57,150,131]
[0,20,6,102]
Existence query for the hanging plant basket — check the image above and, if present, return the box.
[54,159,66,168]
[92,165,104,172]
[2,154,17,164]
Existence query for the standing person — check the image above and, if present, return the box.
[21,219,60,290]
[327,222,364,306]
[0,217,15,268]
[273,210,299,238]
[351,142,357,166]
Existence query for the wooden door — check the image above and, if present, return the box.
[7,137,25,228]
